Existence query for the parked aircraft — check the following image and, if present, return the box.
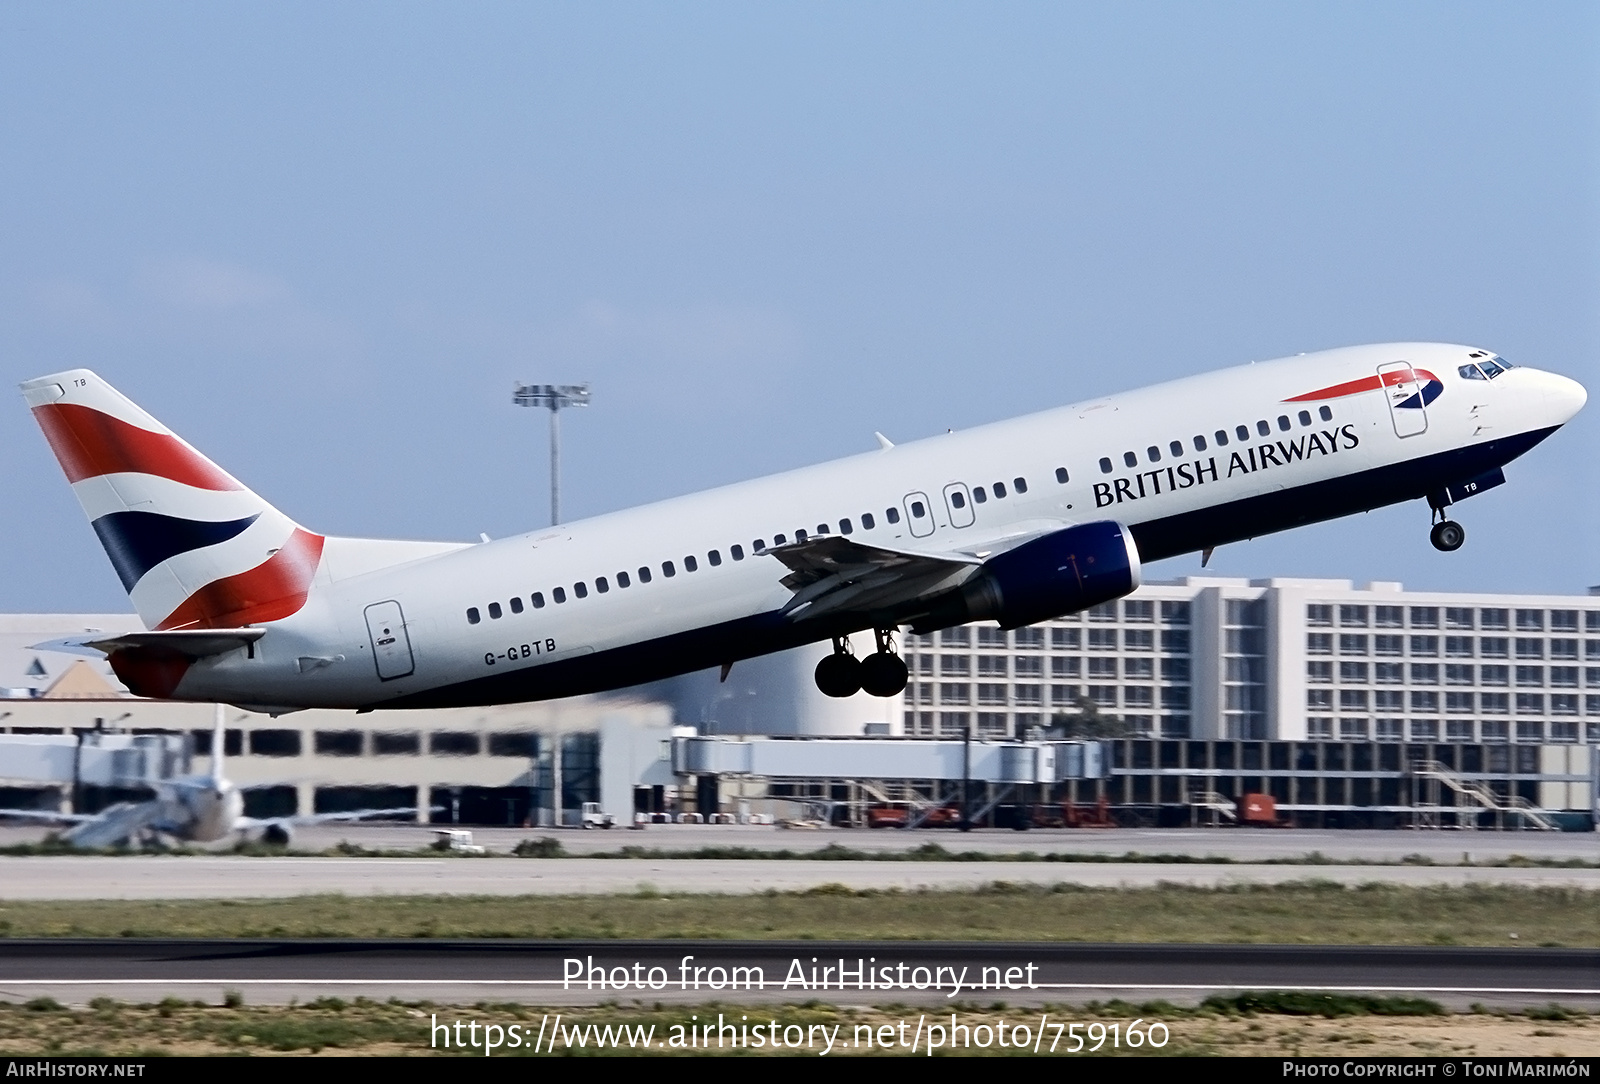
[21,344,1584,711]
[0,706,420,847]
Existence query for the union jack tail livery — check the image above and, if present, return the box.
[21,370,323,633]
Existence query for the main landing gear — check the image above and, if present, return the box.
[814,630,908,698]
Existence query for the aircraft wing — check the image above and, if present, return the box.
[32,628,266,661]
[766,522,1069,624]
[0,808,94,825]
[63,800,165,848]
[237,807,430,830]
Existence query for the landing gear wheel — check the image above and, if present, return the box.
[859,652,909,697]
[1430,520,1465,552]
[814,642,862,697]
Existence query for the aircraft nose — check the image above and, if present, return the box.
[1540,371,1588,424]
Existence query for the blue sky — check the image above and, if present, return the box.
[2,3,1596,612]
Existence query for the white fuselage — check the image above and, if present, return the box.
[128,344,1588,711]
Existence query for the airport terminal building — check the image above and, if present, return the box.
[903,576,1600,747]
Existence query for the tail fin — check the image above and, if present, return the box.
[20,370,324,632]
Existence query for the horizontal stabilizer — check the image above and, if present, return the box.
[33,628,265,661]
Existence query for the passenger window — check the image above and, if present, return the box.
[1215,430,1229,446]
[950,491,966,509]
[839,519,852,535]
[1256,420,1270,436]
[1318,405,1333,421]
[1298,410,1312,426]
[574,582,588,599]
[909,501,925,519]
[1146,445,1161,463]
[973,487,987,503]
[1055,467,1069,484]
[709,550,722,566]
[993,482,1007,498]
[618,571,631,588]
[1277,415,1291,431]
[467,607,481,625]
[662,561,676,578]
[532,592,545,608]
[637,567,652,584]
[1099,457,1113,474]
[488,602,502,620]
[862,513,876,529]
[553,587,567,603]
[1013,476,1027,493]
[1122,451,1137,468]
[1236,425,1249,441]
[885,509,899,525]
[731,545,745,561]
[1168,441,1182,457]
[684,555,698,572]
[596,576,609,594]
[1194,434,1207,451]
[509,597,524,614]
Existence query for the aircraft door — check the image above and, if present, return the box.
[903,491,936,537]
[364,600,415,680]
[942,482,975,528]
[1378,362,1428,438]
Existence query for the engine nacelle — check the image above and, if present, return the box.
[961,520,1141,629]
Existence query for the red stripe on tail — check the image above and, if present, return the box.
[156,529,325,630]
[32,403,241,491]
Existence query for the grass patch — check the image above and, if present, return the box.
[0,883,1594,944]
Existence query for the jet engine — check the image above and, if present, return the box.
[961,520,1141,629]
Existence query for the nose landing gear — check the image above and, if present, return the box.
[813,630,908,698]
[1427,491,1466,552]
[1430,519,1465,552]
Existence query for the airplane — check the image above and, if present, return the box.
[0,705,424,847]
[20,342,1585,712]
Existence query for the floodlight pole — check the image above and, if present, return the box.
[513,383,590,526]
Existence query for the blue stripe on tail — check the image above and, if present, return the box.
[91,511,260,591]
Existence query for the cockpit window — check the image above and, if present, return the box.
[1459,364,1488,381]
[1479,359,1505,379]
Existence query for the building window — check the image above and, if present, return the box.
[1339,634,1369,656]
[939,683,971,704]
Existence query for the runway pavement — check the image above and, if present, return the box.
[0,854,1597,899]
[0,939,1593,1009]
